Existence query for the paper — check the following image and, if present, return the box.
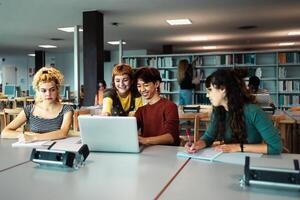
[51,137,82,152]
[177,147,223,161]
[177,147,262,165]
[12,140,50,148]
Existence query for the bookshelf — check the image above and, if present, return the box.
[123,50,300,109]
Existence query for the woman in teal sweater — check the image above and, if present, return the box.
[186,69,282,154]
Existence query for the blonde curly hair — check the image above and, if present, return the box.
[32,67,64,102]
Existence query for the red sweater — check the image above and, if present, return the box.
[135,98,180,145]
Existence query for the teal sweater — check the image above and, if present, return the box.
[201,104,282,154]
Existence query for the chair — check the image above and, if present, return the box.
[179,112,209,145]
[289,106,300,111]
[72,109,91,132]
[2,108,23,127]
[271,114,290,153]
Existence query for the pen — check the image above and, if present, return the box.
[185,128,192,146]
[48,141,56,150]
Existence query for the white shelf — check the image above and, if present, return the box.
[162,78,177,82]
[123,49,300,106]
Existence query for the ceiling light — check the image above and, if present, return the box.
[58,27,83,32]
[38,45,57,48]
[203,46,217,49]
[107,41,126,45]
[166,19,192,26]
[28,54,35,57]
[288,32,300,36]
[278,42,295,46]
[190,36,208,41]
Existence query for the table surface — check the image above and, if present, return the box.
[0,138,300,200]
[0,145,188,200]
[0,139,32,171]
[160,154,300,200]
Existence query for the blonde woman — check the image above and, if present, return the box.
[176,59,199,105]
[1,67,73,142]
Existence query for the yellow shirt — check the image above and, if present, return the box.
[102,92,143,115]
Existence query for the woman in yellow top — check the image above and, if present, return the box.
[101,64,143,116]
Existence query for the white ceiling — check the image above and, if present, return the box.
[1,0,300,54]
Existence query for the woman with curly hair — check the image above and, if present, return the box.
[186,69,282,154]
[1,67,73,142]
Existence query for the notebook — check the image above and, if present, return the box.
[177,147,262,165]
[78,115,141,153]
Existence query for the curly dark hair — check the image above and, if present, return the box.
[205,69,255,146]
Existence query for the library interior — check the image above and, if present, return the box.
[0,1,300,199]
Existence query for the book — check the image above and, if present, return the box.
[177,147,263,165]
[177,147,223,161]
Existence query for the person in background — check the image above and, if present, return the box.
[248,75,275,111]
[135,67,180,146]
[1,67,73,142]
[176,59,200,105]
[94,80,107,106]
[101,64,143,116]
[79,85,84,106]
[186,69,282,155]
[248,75,267,94]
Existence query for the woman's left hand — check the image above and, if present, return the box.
[214,143,240,153]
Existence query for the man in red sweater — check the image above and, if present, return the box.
[134,67,180,146]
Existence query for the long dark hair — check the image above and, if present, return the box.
[205,69,255,145]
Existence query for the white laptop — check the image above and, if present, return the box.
[78,115,141,153]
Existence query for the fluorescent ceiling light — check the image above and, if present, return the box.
[38,45,57,48]
[190,36,208,41]
[203,46,217,49]
[58,27,83,32]
[278,42,295,46]
[166,19,192,26]
[107,41,126,45]
[28,54,35,57]
[288,32,300,36]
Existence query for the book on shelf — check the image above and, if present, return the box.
[157,57,173,68]
[279,95,300,106]
[278,53,286,64]
[279,80,300,92]
[244,54,256,64]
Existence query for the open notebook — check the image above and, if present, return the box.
[177,147,262,165]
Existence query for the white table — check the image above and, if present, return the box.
[159,154,300,200]
[0,139,32,172]
[0,145,188,200]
